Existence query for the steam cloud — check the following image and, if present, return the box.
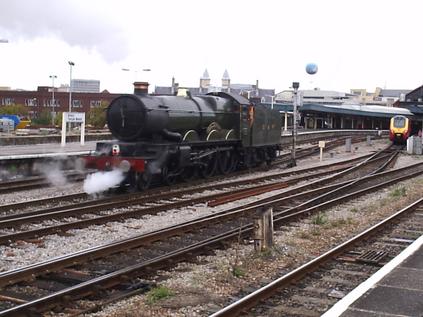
[83,169,125,194]
[34,161,68,187]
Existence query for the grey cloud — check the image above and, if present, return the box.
[0,0,129,62]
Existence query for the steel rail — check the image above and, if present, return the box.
[210,199,423,317]
[0,158,415,289]
[0,163,419,316]
[0,150,392,245]
[0,151,373,217]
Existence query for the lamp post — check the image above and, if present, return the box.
[68,61,75,113]
[265,95,275,109]
[291,82,300,166]
[122,68,151,92]
[49,75,57,125]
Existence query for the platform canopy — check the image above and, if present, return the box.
[301,103,414,118]
[269,102,414,118]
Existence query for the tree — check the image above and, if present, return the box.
[0,104,29,117]
[54,112,63,127]
[87,101,108,128]
[32,109,52,126]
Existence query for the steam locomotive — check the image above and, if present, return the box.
[84,86,282,190]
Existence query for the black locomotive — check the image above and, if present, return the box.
[84,88,282,190]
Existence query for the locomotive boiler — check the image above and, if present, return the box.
[84,87,282,191]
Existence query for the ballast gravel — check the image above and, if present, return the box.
[1,137,416,316]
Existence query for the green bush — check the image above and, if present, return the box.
[231,266,245,278]
[146,285,173,304]
[31,109,52,126]
[87,103,107,128]
[312,212,328,225]
[0,104,28,116]
[390,186,406,198]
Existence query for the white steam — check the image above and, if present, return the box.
[34,161,67,187]
[44,168,67,186]
[83,170,125,194]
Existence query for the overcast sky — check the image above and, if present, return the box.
[0,0,422,94]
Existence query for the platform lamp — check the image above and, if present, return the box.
[122,68,151,92]
[49,75,57,125]
[291,81,300,166]
[68,61,75,113]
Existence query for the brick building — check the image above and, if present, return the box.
[0,86,121,119]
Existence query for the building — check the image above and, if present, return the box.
[71,79,101,93]
[394,84,423,117]
[275,89,357,105]
[0,85,120,119]
[276,87,411,107]
[350,87,410,106]
[154,69,275,102]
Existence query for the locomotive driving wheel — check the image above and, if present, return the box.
[136,172,151,191]
[180,166,196,182]
[218,150,234,175]
[199,153,217,178]
[161,165,177,186]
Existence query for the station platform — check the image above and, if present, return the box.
[0,141,99,160]
[323,234,423,317]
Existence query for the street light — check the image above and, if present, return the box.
[49,75,57,125]
[122,68,151,91]
[265,95,275,109]
[291,82,300,166]
[68,61,75,113]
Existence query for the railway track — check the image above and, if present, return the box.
[211,199,423,317]
[0,149,373,216]
[0,171,87,194]
[0,149,394,245]
[0,135,372,195]
[0,149,417,316]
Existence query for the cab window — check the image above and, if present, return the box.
[394,116,406,128]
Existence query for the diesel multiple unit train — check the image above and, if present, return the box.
[389,115,421,144]
[84,90,282,190]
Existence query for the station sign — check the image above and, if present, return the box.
[65,112,85,123]
[61,112,86,147]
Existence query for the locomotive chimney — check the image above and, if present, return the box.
[133,81,149,95]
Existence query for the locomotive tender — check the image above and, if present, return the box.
[84,87,282,190]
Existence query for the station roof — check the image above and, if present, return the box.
[302,103,413,118]
[396,104,423,115]
[269,102,414,118]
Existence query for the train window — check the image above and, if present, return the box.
[394,116,406,128]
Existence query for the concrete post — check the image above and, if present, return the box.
[61,112,67,147]
[346,138,352,152]
[253,206,274,251]
[415,137,422,155]
[284,112,288,131]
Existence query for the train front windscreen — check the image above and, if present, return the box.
[393,116,406,128]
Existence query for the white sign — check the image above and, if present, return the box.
[65,112,85,123]
[61,112,86,147]
[319,141,326,148]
